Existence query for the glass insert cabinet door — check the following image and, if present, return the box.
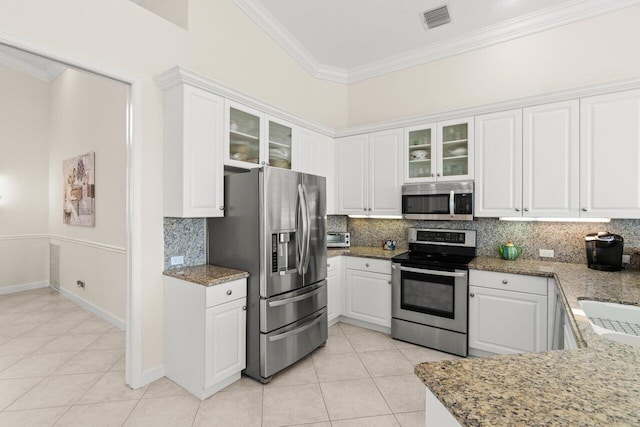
[406,124,436,181]
[228,106,261,165]
[267,118,292,170]
[439,119,472,179]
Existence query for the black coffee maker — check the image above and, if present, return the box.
[585,232,624,271]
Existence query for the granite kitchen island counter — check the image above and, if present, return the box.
[415,257,640,426]
[163,264,249,286]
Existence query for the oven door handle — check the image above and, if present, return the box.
[392,264,467,277]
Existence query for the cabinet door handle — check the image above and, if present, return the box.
[261,161,266,165]
[431,173,435,177]
[242,306,247,311]
[387,280,392,285]
[470,293,475,297]
[226,290,232,295]
[437,173,442,177]
[582,207,589,212]
[515,208,520,212]
[502,280,508,284]
[219,206,225,211]
[327,264,331,268]
[365,263,370,267]
[524,208,529,212]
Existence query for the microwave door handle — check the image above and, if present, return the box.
[449,190,455,218]
[392,264,467,277]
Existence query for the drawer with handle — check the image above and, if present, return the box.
[469,270,547,296]
[206,278,247,308]
[345,257,391,275]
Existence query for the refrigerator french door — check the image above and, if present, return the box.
[208,167,327,382]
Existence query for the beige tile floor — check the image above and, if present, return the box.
[0,288,460,426]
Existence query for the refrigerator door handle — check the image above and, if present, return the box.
[301,184,311,274]
[296,184,305,275]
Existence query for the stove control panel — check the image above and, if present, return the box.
[409,228,476,248]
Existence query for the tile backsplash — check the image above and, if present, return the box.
[340,216,640,268]
[164,217,206,270]
[163,215,640,270]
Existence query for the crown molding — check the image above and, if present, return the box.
[231,0,349,84]
[232,0,640,84]
[155,66,335,136]
[0,50,65,82]
[335,75,640,137]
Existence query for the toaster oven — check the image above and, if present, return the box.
[327,232,350,248]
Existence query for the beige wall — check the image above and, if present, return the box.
[0,66,50,288]
[347,5,640,127]
[48,68,128,321]
[0,0,347,371]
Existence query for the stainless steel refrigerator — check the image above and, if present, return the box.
[207,167,327,383]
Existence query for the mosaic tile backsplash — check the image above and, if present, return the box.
[339,216,640,269]
[164,217,206,270]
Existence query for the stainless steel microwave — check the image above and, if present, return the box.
[327,232,350,248]
[402,182,474,221]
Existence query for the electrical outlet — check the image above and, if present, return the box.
[170,256,185,266]
[539,249,554,258]
[622,254,631,264]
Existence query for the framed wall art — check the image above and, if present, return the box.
[63,152,95,226]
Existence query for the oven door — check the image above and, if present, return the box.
[391,263,468,333]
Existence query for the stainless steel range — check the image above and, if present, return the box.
[391,228,476,357]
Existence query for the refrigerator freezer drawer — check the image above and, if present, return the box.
[260,281,327,333]
[260,308,327,379]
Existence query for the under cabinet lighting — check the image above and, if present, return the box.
[499,217,611,223]
[348,215,404,219]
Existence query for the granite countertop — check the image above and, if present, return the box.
[327,246,403,260]
[163,264,249,286]
[415,257,640,426]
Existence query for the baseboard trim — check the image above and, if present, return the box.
[337,316,391,335]
[58,287,126,331]
[0,281,49,295]
[140,365,165,388]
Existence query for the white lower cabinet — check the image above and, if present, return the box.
[164,276,247,400]
[344,257,391,328]
[326,257,343,324]
[563,313,579,350]
[469,270,548,355]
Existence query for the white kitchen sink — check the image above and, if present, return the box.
[579,300,640,347]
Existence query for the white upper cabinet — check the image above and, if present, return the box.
[266,115,293,170]
[162,83,225,218]
[580,90,640,218]
[404,118,474,183]
[475,101,579,218]
[523,100,579,218]
[293,127,337,214]
[475,109,523,217]
[225,101,264,168]
[369,129,403,215]
[337,134,369,215]
[337,129,402,216]
[224,101,294,170]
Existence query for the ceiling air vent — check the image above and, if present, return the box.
[422,5,451,30]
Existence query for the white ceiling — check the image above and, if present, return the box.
[233,0,640,83]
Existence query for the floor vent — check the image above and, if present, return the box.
[422,5,451,30]
[50,243,60,289]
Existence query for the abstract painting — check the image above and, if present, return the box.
[63,152,95,226]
